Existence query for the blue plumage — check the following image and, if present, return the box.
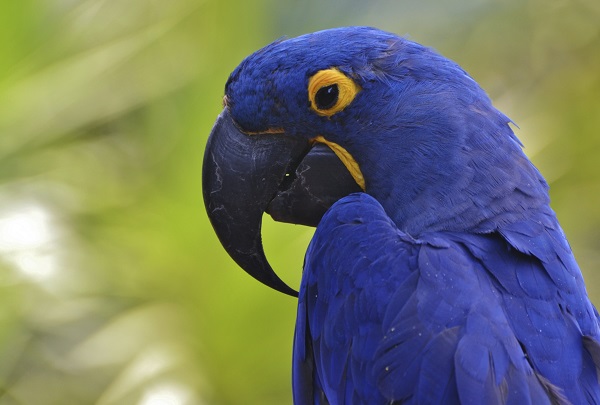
[217,26,600,404]
[296,194,598,404]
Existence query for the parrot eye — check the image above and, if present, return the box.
[315,85,339,110]
[308,68,361,116]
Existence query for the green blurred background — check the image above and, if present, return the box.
[0,0,598,404]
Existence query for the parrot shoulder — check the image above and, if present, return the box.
[294,193,590,404]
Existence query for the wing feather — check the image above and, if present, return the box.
[293,194,600,404]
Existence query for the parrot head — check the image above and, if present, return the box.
[203,26,549,296]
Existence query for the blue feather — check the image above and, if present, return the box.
[294,193,597,404]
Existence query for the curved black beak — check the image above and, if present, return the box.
[202,109,361,296]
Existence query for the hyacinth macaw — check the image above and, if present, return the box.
[202,27,600,404]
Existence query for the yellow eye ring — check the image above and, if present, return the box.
[308,68,361,116]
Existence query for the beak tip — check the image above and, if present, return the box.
[233,248,298,297]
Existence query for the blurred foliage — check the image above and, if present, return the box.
[0,0,598,404]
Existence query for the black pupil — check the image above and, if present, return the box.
[315,84,339,110]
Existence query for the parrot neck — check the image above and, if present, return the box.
[377,170,550,236]
[361,120,551,236]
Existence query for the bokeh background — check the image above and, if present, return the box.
[0,0,599,404]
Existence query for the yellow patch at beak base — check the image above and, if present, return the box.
[312,136,365,191]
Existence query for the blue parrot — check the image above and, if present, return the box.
[202,27,600,404]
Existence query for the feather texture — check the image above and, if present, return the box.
[294,194,599,404]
